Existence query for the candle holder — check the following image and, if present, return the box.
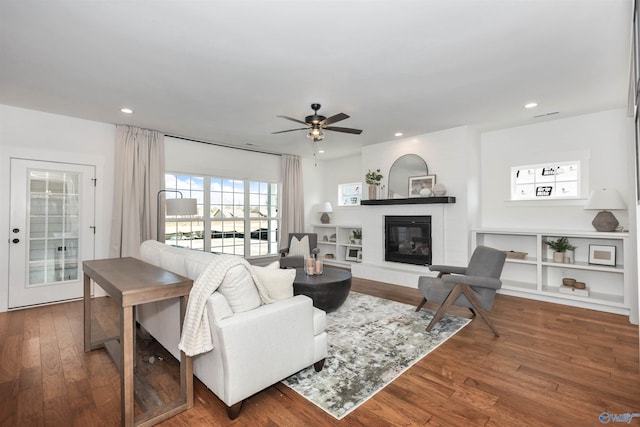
[304,256,315,275]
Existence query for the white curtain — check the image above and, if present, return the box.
[280,154,305,249]
[109,125,165,258]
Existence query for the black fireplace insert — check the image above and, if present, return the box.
[385,215,432,266]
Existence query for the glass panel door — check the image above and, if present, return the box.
[28,170,80,285]
[9,159,95,308]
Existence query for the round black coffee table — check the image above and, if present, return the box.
[293,267,352,313]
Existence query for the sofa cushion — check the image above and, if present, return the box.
[184,251,219,280]
[217,264,262,312]
[250,261,295,301]
[159,246,190,277]
[288,235,309,257]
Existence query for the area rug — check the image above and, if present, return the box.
[282,291,471,420]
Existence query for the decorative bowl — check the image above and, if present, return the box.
[506,251,527,259]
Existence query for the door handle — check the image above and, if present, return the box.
[12,238,19,244]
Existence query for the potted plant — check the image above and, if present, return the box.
[365,169,383,200]
[543,236,576,263]
[351,228,362,245]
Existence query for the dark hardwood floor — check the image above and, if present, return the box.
[0,277,638,426]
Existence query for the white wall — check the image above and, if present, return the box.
[0,105,115,312]
[348,126,478,287]
[165,136,280,182]
[361,126,477,267]
[301,156,324,232]
[479,109,633,230]
[480,108,637,323]
[310,153,362,226]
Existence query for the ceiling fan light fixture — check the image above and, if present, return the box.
[308,127,324,141]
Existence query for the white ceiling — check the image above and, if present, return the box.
[0,0,633,159]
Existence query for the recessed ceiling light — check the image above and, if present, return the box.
[120,107,134,114]
[524,102,538,109]
[318,150,325,154]
[394,132,403,137]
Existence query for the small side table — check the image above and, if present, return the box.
[83,257,193,427]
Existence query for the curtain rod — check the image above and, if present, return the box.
[165,133,283,157]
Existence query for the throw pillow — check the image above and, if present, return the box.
[217,264,262,312]
[250,264,296,302]
[288,235,310,257]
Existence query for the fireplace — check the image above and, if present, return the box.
[385,215,432,266]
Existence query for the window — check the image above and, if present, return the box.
[338,182,362,206]
[164,173,279,257]
[511,161,580,200]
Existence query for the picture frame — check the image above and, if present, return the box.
[345,246,360,261]
[408,175,436,198]
[588,245,616,266]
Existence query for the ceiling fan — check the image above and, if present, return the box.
[272,103,363,142]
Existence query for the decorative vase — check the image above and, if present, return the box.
[553,251,565,263]
[432,183,447,197]
[368,184,377,200]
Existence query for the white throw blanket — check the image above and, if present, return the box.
[178,256,274,356]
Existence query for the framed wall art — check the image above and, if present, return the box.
[345,246,360,261]
[588,245,616,266]
[408,175,436,198]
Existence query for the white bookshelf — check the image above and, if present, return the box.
[472,228,631,318]
[312,224,362,267]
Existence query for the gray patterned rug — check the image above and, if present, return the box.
[282,291,471,420]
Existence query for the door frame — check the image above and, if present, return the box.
[1,147,110,312]
[8,158,96,308]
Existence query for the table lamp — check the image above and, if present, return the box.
[584,188,626,232]
[320,202,333,224]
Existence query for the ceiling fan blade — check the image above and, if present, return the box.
[324,126,363,135]
[271,128,309,134]
[321,113,349,126]
[277,115,309,125]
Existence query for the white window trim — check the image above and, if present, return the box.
[510,160,586,202]
[338,182,362,206]
[165,172,279,258]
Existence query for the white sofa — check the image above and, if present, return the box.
[136,240,327,419]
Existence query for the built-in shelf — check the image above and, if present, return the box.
[472,228,631,318]
[312,224,362,267]
[361,196,456,205]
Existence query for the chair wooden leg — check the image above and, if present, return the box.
[459,284,500,337]
[425,284,464,332]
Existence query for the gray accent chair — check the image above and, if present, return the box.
[279,233,320,268]
[416,246,507,336]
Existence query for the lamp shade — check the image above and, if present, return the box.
[584,188,627,210]
[320,202,333,213]
[166,198,197,215]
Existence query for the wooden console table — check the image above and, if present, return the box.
[83,257,194,427]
